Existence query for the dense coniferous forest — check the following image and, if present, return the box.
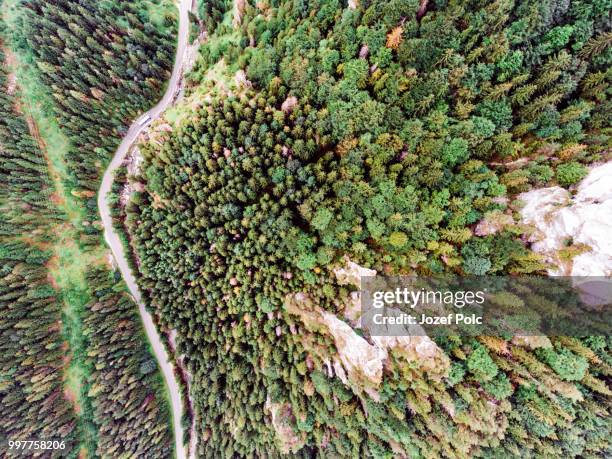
[82,268,174,458]
[0,43,79,455]
[16,0,178,224]
[125,0,612,457]
[1,0,178,456]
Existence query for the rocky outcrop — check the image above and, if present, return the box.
[234,69,252,89]
[333,256,376,288]
[519,162,612,276]
[321,311,386,387]
[371,332,450,380]
[332,257,376,322]
[265,398,306,454]
[126,146,143,176]
[285,256,450,395]
[233,0,247,28]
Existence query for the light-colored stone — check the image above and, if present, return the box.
[234,69,252,89]
[265,398,306,454]
[333,359,348,385]
[286,293,450,391]
[321,312,387,387]
[519,186,571,253]
[519,162,612,276]
[368,318,450,380]
[333,257,376,288]
[575,162,612,202]
[233,0,247,28]
[474,210,514,236]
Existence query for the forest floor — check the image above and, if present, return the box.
[2,0,103,453]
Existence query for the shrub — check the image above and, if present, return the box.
[556,162,588,186]
[537,346,588,381]
[466,344,498,382]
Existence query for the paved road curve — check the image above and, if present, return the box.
[97,1,194,457]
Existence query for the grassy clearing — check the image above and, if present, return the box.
[166,58,235,125]
[144,0,178,30]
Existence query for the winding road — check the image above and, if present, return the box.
[97,1,194,458]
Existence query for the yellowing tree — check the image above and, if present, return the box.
[386,26,403,50]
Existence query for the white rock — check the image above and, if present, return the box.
[342,291,362,324]
[321,312,386,387]
[519,162,612,276]
[474,210,514,236]
[333,359,348,385]
[333,257,377,288]
[368,315,450,379]
[286,292,450,390]
[520,186,570,250]
[234,69,252,89]
[264,397,305,454]
[575,162,612,202]
[573,252,612,277]
[573,200,612,255]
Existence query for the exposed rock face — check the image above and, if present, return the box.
[321,311,386,387]
[234,69,252,89]
[348,0,359,10]
[333,257,376,322]
[341,291,361,323]
[285,256,450,394]
[233,0,247,28]
[519,186,572,254]
[519,162,612,276]
[332,359,348,385]
[371,332,450,380]
[127,146,143,176]
[578,162,612,202]
[333,257,376,288]
[265,398,305,454]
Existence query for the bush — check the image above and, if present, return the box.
[388,231,408,248]
[556,162,588,187]
[483,373,513,399]
[537,346,588,381]
[446,362,466,386]
[466,344,498,382]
